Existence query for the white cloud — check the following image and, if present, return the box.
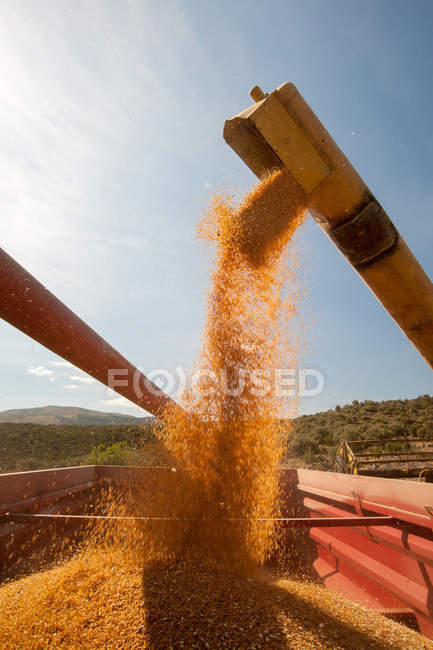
[100,396,134,408]
[49,361,73,368]
[99,394,149,416]
[27,365,54,377]
[64,384,79,390]
[68,375,95,385]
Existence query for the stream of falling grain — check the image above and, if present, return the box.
[157,168,307,570]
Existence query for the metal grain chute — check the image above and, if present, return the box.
[224,83,433,369]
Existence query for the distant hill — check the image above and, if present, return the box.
[1,396,432,474]
[0,420,163,474]
[288,394,433,464]
[0,405,152,426]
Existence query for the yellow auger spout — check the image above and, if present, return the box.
[224,82,433,369]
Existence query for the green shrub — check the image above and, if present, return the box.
[85,441,142,466]
[384,440,408,453]
[302,448,316,465]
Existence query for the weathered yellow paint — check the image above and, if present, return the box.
[250,92,331,192]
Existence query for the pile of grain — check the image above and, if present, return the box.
[0,545,430,649]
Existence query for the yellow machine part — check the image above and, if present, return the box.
[224,83,433,369]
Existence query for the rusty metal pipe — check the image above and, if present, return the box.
[0,248,177,419]
[224,83,433,369]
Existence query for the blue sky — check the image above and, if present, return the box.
[0,0,432,417]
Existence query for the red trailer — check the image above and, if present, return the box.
[2,465,433,637]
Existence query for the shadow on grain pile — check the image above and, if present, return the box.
[141,558,413,649]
